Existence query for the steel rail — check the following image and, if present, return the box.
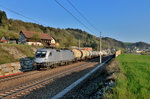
[0,61,97,99]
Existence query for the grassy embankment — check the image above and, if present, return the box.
[112,54,150,99]
[0,43,42,64]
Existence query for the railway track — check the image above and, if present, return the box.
[0,61,87,85]
[0,59,98,99]
[0,58,98,84]
[0,61,89,92]
[0,71,41,83]
[0,56,113,99]
[0,61,91,89]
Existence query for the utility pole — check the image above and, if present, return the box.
[79,39,80,49]
[100,32,102,63]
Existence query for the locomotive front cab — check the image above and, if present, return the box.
[33,50,49,68]
[35,51,47,62]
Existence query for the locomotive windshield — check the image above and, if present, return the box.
[36,51,47,58]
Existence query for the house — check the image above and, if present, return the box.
[9,38,18,44]
[18,30,56,46]
[0,36,9,43]
[0,36,18,44]
[136,50,143,53]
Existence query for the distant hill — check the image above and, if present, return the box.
[0,10,150,51]
[102,37,126,49]
[125,42,150,49]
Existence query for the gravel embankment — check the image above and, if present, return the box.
[63,58,120,99]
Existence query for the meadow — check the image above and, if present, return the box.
[112,54,150,99]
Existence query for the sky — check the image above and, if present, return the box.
[0,0,150,43]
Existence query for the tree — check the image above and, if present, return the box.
[0,11,8,28]
[30,33,40,41]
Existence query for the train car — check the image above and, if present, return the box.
[80,50,87,60]
[88,51,93,58]
[115,50,121,57]
[85,50,90,59]
[33,48,102,69]
[72,49,82,61]
[33,48,74,69]
[93,51,99,58]
[97,51,99,56]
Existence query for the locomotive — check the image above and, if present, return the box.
[33,48,100,69]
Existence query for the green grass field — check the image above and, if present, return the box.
[112,54,150,99]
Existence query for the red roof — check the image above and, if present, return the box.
[21,30,52,40]
[0,40,9,43]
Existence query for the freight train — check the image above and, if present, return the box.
[33,48,100,69]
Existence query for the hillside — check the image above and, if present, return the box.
[0,43,41,64]
[0,10,150,51]
[125,42,150,49]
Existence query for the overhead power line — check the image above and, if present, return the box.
[55,0,95,33]
[66,0,99,33]
[0,4,40,24]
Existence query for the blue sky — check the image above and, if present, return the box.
[0,0,150,43]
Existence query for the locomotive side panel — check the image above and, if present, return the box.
[61,50,74,62]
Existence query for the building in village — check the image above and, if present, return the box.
[0,36,18,44]
[0,36,9,43]
[18,30,55,46]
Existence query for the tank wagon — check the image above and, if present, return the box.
[88,51,93,59]
[85,50,90,59]
[92,51,99,58]
[72,49,82,61]
[33,48,101,69]
[80,50,87,60]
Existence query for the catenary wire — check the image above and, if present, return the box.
[66,0,100,33]
[55,0,95,33]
